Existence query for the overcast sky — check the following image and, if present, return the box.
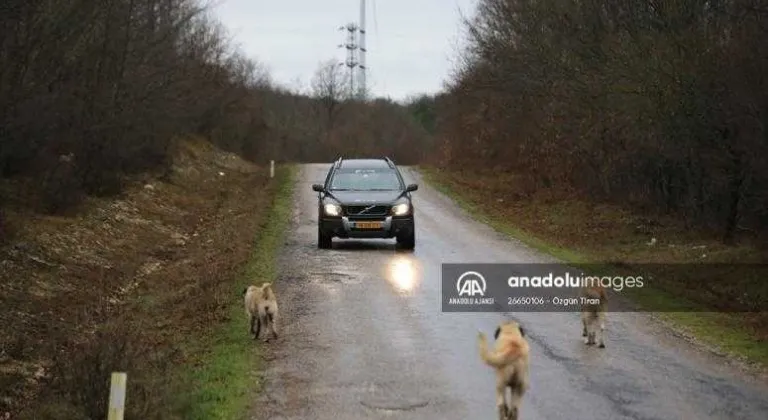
[212,0,478,101]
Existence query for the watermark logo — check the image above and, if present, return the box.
[506,272,644,292]
[442,262,768,313]
[447,270,495,307]
[456,271,487,297]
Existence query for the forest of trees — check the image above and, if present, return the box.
[4,1,766,238]
[0,0,430,219]
[420,0,768,242]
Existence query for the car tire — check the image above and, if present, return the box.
[397,231,415,251]
[318,225,332,249]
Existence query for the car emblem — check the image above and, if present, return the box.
[357,204,376,215]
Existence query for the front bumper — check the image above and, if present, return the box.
[320,215,414,239]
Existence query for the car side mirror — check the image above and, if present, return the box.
[406,183,418,192]
[312,184,325,192]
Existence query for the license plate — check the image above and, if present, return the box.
[354,221,382,229]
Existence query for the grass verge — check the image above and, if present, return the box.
[2,139,298,419]
[174,164,296,420]
[419,165,767,370]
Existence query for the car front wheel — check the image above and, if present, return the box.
[396,231,415,251]
[318,225,332,249]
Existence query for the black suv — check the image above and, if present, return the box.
[312,157,418,250]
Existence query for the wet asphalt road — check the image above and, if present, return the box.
[250,164,768,420]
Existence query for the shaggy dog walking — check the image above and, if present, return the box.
[243,282,279,342]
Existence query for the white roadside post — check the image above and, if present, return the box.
[107,372,127,420]
[270,160,275,178]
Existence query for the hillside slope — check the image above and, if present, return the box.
[1,138,280,418]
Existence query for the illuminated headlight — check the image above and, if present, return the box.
[324,203,341,216]
[391,203,410,216]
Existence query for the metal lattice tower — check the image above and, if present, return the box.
[358,0,367,99]
[338,23,359,96]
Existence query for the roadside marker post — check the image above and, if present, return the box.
[270,160,275,178]
[107,372,127,420]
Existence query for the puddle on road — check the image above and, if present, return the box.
[307,271,360,286]
[357,381,430,412]
[360,397,430,412]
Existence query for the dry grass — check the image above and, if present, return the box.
[1,137,280,418]
[428,167,766,263]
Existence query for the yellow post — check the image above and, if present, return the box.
[107,372,127,420]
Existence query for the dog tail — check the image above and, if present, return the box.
[478,334,526,368]
[582,287,607,312]
[261,282,273,300]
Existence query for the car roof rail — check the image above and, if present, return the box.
[383,156,395,168]
[333,156,343,168]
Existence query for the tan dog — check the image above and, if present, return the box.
[243,282,279,342]
[580,285,607,348]
[478,320,530,420]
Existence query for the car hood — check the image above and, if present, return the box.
[326,190,404,205]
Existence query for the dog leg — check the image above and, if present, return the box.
[598,321,606,348]
[268,311,278,339]
[506,380,524,420]
[495,380,508,420]
[506,405,518,420]
[261,314,271,342]
[250,314,260,339]
[497,404,509,420]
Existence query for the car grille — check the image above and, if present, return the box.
[344,205,390,216]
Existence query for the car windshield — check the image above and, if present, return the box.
[330,168,402,191]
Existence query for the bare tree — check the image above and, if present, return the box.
[310,58,351,132]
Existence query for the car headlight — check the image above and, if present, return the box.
[324,203,341,216]
[391,203,410,216]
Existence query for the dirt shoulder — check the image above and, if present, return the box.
[419,166,767,373]
[0,138,288,419]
